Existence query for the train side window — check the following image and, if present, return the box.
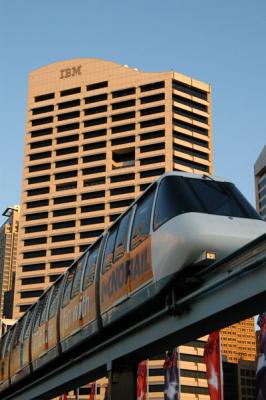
[24,306,35,339]
[83,243,100,289]
[39,290,52,326]
[62,267,76,307]
[71,255,87,298]
[12,317,25,348]
[33,299,44,332]
[114,210,132,262]
[48,278,63,319]
[4,329,14,356]
[102,225,118,274]
[130,188,155,250]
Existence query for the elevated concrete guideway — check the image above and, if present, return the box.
[4,234,266,400]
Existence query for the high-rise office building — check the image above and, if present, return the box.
[14,58,212,318]
[0,206,20,319]
[254,145,266,221]
[14,58,212,399]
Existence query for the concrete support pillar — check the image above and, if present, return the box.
[106,361,137,400]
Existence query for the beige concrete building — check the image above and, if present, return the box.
[14,58,212,318]
[221,318,257,363]
[0,206,20,319]
[15,58,213,399]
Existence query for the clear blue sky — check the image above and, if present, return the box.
[1,0,265,224]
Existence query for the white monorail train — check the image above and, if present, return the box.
[0,172,265,393]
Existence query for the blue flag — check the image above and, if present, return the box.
[163,349,180,400]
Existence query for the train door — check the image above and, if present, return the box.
[47,276,64,355]
[129,188,155,294]
[2,327,14,389]
[100,210,132,316]
[60,254,87,345]
[80,242,100,332]
[9,315,27,382]
[31,297,48,368]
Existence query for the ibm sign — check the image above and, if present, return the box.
[60,65,82,79]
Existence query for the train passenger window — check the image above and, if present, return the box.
[83,243,100,289]
[114,210,132,262]
[33,299,45,332]
[130,188,155,250]
[71,254,87,298]
[24,307,35,339]
[12,317,25,348]
[40,290,51,326]
[48,278,63,319]
[102,226,118,274]
[62,267,76,307]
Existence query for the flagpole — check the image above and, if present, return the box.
[177,346,180,399]
[147,359,149,400]
[218,332,224,400]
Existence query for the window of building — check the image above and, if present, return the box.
[83,129,106,139]
[84,93,108,103]
[57,122,79,133]
[29,151,52,161]
[57,111,80,121]
[140,81,164,92]
[173,80,208,100]
[87,81,108,91]
[112,87,135,98]
[32,105,54,115]
[21,276,45,285]
[112,148,135,169]
[111,123,135,134]
[31,116,53,126]
[56,134,79,145]
[35,92,55,102]
[140,118,165,129]
[52,220,75,229]
[58,99,80,110]
[53,195,76,204]
[84,105,107,115]
[60,87,81,97]
[30,127,53,138]
[112,99,135,110]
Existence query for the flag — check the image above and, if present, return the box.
[163,349,179,400]
[137,360,147,400]
[90,382,96,400]
[204,331,222,400]
[256,313,266,400]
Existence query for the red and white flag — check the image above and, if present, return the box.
[204,331,223,400]
[137,360,147,400]
[90,382,96,400]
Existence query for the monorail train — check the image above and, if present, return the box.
[0,172,265,393]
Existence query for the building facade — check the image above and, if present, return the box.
[254,145,266,221]
[0,206,20,319]
[221,318,257,363]
[15,59,213,399]
[14,58,212,318]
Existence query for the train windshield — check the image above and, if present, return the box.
[154,176,261,229]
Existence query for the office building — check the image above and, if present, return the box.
[221,318,257,363]
[15,58,212,399]
[254,145,266,221]
[14,58,212,318]
[0,206,20,319]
